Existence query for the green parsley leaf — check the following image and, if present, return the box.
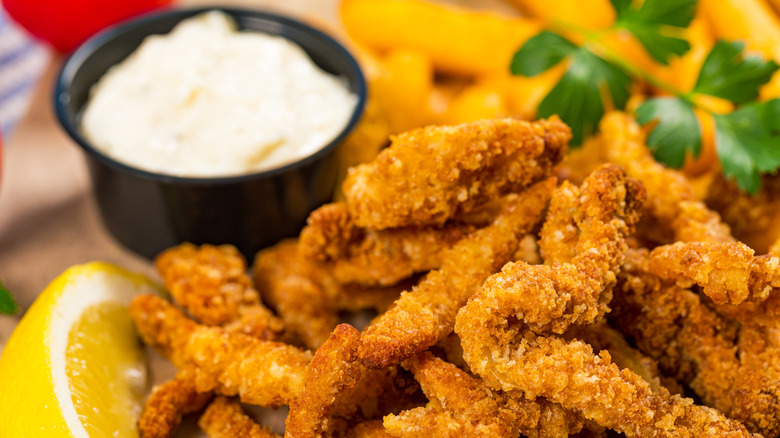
[694,40,780,104]
[510,31,578,77]
[627,26,691,66]
[636,97,701,168]
[0,280,18,315]
[612,0,696,64]
[537,48,632,145]
[713,99,780,194]
[612,0,697,28]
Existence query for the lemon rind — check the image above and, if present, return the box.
[46,262,158,438]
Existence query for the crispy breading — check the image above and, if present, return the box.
[599,112,733,244]
[342,117,569,230]
[384,351,583,438]
[729,325,780,436]
[254,239,408,348]
[198,397,279,438]
[130,294,198,365]
[455,168,752,436]
[649,241,780,305]
[537,165,644,333]
[131,295,311,407]
[610,248,780,437]
[156,243,285,340]
[299,203,476,286]
[611,247,741,404]
[538,179,581,265]
[357,178,556,368]
[253,240,339,348]
[225,305,289,341]
[155,243,258,325]
[285,324,363,438]
[283,324,423,436]
[346,421,395,438]
[571,322,683,395]
[457,165,642,339]
[138,370,212,438]
[130,110,780,437]
[457,328,754,436]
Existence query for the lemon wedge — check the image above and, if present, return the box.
[0,262,159,437]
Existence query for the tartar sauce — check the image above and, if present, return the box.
[81,11,357,177]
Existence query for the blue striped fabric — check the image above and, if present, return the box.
[0,7,50,139]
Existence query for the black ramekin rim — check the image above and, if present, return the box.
[53,6,367,186]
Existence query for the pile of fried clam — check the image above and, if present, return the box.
[129,0,780,435]
[132,112,780,438]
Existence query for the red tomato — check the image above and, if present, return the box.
[3,0,174,52]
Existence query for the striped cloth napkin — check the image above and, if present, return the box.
[0,7,50,139]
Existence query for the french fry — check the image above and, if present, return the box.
[436,62,565,125]
[505,0,615,29]
[435,82,507,125]
[501,63,566,119]
[340,0,540,76]
[373,48,435,133]
[333,46,434,200]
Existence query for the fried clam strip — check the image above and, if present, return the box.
[384,351,584,438]
[138,370,212,438]
[458,293,754,436]
[456,169,753,436]
[299,202,478,286]
[610,249,780,437]
[254,239,406,348]
[599,111,733,244]
[283,324,425,437]
[570,322,683,396]
[131,294,311,407]
[156,243,285,339]
[141,245,290,438]
[285,324,364,438]
[253,239,338,349]
[730,325,780,437]
[648,241,780,306]
[199,397,279,438]
[539,181,680,394]
[357,178,557,369]
[342,117,569,230]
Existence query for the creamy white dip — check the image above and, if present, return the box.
[81,11,357,177]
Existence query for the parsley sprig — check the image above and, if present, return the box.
[637,41,779,193]
[0,280,18,315]
[511,0,780,193]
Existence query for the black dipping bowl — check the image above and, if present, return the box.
[54,7,366,259]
